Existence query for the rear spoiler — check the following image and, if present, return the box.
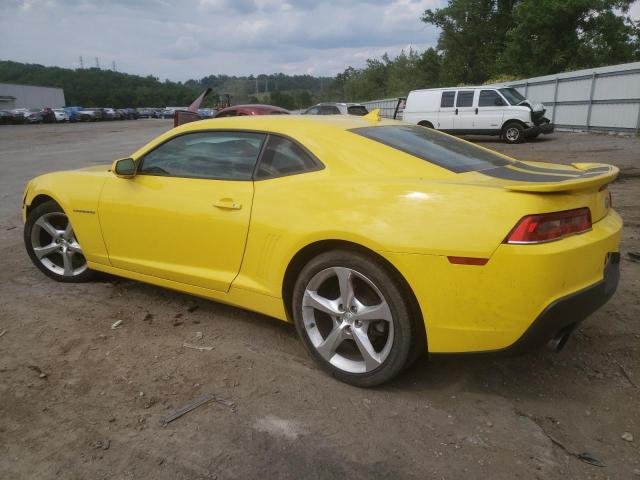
[504,163,619,193]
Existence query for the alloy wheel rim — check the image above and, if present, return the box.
[302,267,394,374]
[506,127,519,141]
[30,212,87,277]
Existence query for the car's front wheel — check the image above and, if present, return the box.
[292,249,417,387]
[502,122,525,144]
[24,200,95,283]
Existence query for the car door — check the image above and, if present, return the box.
[436,91,456,130]
[98,131,266,292]
[476,89,506,132]
[453,90,476,131]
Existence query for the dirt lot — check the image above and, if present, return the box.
[0,121,638,479]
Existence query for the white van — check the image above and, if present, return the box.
[402,86,553,144]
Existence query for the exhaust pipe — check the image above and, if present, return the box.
[546,326,574,353]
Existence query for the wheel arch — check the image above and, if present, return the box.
[26,194,60,218]
[501,118,527,131]
[418,120,434,129]
[281,239,427,354]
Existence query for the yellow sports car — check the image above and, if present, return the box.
[22,113,621,386]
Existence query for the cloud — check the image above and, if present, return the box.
[0,0,443,80]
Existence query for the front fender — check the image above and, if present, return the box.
[23,169,111,265]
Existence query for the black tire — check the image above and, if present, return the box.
[419,121,434,129]
[292,249,419,387]
[24,200,95,283]
[502,122,525,144]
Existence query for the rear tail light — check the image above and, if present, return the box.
[505,208,592,244]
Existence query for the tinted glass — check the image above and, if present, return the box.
[305,107,320,115]
[215,110,237,117]
[139,131,266,180]
[255,136,318,178]
[440,91,455,108]
[499,88,526,105]
[349,125,511,173]
[456,90,474,107]
[479,90,504,107]
[320,105,341,114]
[347,106,369,116]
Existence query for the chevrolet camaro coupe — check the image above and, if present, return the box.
[22,112,622,386]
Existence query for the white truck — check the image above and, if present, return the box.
[402,86,553,144]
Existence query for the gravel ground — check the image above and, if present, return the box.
[0,121,638,479]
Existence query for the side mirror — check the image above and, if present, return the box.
[112,158,136,178]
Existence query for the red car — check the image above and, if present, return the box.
[214,104,289,117]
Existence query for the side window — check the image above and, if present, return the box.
[216,110,237,118]
[440,91,455,108]
[479,90,505,107]
[138,131,266,180]
[305,107,320,115]
[320,105,340,115]
[456,90,475,107]
[255,136,319,179]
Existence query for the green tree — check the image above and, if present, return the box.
[422,0,518,85]
[500,0,640,77]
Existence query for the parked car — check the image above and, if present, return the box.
[160,108,175,119]
[77,108,100,121]
[197,108,216,119]
[0,109,24,124]
[40,107,57,123]
[13,108,43,124]
[52,108,69,122]
[101,108,117,120]
[21,114,621,386]
[64,107,83,122]
[303,102,369,116]
[136,108,153,118]
[214,104,289,117]
[402,86,554,144]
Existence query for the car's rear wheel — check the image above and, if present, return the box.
[24,200,95,283]
[503,122,525,144]
[292,249,415,387]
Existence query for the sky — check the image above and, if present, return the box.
[0,0,445,81]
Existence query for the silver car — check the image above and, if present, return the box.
[303,102,369,116]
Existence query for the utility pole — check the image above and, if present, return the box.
[265,76,268,93]
[95,57,100,69]
[79,56,84,69]
[112,61,116,72]
[255,76,258,96]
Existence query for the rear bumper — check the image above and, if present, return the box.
[502,251,619,354]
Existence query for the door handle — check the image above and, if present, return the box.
[213,198,242,210]
[455,108,458,115]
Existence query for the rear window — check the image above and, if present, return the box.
[349,125,511,173]
[440,91,455,108]
[347,105,369,116]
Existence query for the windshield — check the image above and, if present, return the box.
[499,88,526,105]
[350,125,512,173]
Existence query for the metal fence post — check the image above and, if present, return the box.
[586,72,596,130]
[552,78,559,123]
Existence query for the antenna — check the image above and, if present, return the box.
[79,56,84,69]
